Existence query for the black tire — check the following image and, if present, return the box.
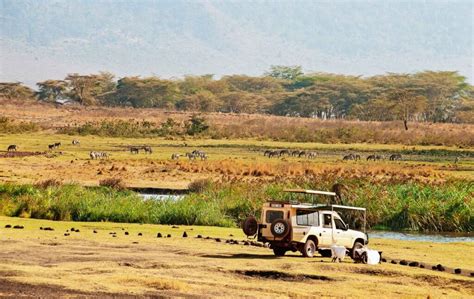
[242,216,258,236]
[351,241,364,260]
[319,249,332,258]
[270,219,290,238]
[273,247,287,257]
[302,239,316,258]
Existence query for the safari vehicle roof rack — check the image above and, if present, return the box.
[283,189,337,197]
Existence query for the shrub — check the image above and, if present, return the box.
[99,178,125,190]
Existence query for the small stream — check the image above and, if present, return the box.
[138,191,472,243]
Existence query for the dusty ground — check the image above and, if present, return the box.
[0,216,473,298]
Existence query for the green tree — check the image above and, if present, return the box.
[265,65,303,81]
[36,80,68,102]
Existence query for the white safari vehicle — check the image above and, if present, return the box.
[242,189,368,258]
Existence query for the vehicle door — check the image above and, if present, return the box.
[319,213,333,247]
[292,209,318,242]
[333,216,351,247]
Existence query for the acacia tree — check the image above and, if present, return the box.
[265,65,303,81]
[0,82,34,100]
[65,72,115,105]
[36,80,68,102]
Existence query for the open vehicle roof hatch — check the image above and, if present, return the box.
[283,189,337,196]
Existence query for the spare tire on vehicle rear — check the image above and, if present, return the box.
[242,216,258,236]
[270,219,290,238]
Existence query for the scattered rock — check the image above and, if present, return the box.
[232,240,239,245]
[454,268,461,274]
[470,272,474,277]
[93,230,97,234]
[229,234,234,237]
[167,234,171,238]
[132,241,138,244]
[125,232,129,235]
[112,235,117,238]
[70,228,76,232]
[243,241,250,246]
[381,258,387,263]
[182,231,188,238]
[172,225,179,229]
[226,239,231,244]
[13,225,24,229]
[436,264,445,272]
[432,265,438,270]
[157,233,162,238]
[391,260,397,264]
[399,260,408,266]
[215,238,221,242]
[43,227,54,231]
[40,227,43,230]
[138,233,142,236]
[196,235,202,238]
[409,261,419,267]
[75,229,80,233]
[419,264,425,268]
[64,233,70,236]
[205,236,211,240]
[5,224,11,228]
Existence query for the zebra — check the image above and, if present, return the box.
[7,145,18,152]
[298,151,307,158]
[264,150,272,157]
[171,153,181,160]
[389,154,402,161]
[306,151,317,159]
[354,154,361,161]
[186,152,197,160]
[143,146,153,154]
[192,150,207,159]
[454,156,460,164]
[367,155,376,161]
[130,147,140,154]
[90,151,109,160]
[199,153,208,161]
[72,139,80,146]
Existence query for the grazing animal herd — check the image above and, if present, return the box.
[172,150,208,161]
[263,149,405,162]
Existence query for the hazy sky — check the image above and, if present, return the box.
[1,0,473,87]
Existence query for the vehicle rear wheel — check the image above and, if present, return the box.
[273,247,287,257]
[351,241,364,260]
[302,239,316,258]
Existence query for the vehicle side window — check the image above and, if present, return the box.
[266,210,284,223]
[334,218,346,230]
[323,214,332,228]
[296,210,319,226]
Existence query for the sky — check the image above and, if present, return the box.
[0,0,473,87]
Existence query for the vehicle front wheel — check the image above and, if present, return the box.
[273,247,287,257]
[351,241,364,260]
[302,239,316,258]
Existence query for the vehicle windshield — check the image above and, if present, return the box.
[334,218,346,230]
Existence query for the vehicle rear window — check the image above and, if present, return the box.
[296,210,319,226]
[266,210,284,223]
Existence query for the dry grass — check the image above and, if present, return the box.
[1,98,473,146]
[0,216,472,298]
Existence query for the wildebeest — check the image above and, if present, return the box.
[279,149,290,157]
[343,154,354,161]
[291,150,301,157]
[389,154,402,161]
[7,145,18,152]
[48,144,56,150]
[72,139,80,146]
[367,154,383,161]
[171,153,181,160]
[54,142,61,148]
[130,147,140,154]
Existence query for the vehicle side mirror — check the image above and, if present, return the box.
[344,224,349,230]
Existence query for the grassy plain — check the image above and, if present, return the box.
[0,216,473,298]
